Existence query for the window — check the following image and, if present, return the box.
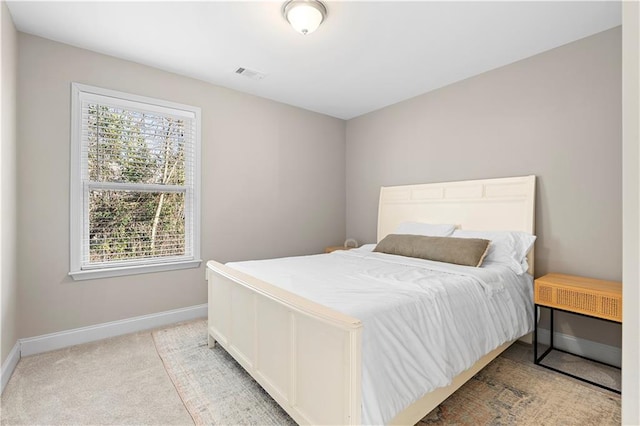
[70,83,201,280]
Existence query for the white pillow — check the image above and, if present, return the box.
[394,222,456,237]
[452,229,536,274]
[353,243,376,252]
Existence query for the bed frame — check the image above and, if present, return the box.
[206,175,536,425]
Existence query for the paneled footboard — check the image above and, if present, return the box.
[206,260,363,425]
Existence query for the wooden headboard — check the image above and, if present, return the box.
[377,175,536,273]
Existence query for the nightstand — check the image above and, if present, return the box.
[533,273,622,393]
[324,246,354,253]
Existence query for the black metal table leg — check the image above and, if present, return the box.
[533,304,620,394]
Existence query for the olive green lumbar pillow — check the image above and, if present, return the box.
[374,234,491,267]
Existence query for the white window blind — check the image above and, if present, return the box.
[70,83,201,280]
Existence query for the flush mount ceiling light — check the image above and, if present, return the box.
[283,0,327,35]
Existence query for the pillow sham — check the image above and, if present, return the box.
[393,222,456,237]
[452,229,536,274]
[374,234,490,267]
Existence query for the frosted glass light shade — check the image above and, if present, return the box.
[283,0,326,35]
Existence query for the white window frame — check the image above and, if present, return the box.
[69,83,201,280]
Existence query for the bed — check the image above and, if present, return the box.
[206,175,536,425]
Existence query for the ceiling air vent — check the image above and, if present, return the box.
[235,67,266,81]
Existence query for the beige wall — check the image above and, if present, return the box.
[1,1,18,365]
[622,2,640,423]
[16,34,346,338]
[11,21,625,352]
[346,28,622,347]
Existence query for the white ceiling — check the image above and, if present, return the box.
[7,1,621,120]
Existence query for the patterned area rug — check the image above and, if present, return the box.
[152,320,295,425]
[153,320,620,426]
[420,358,620,425]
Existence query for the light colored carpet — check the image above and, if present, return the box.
[2,320,621,426]
[154,320,620,426]
[1,331,193,425]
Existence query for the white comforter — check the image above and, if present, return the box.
[227,245,534,425]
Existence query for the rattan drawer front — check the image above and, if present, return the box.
[600,296,621,320]
[534,274,622,323]
[556,288,597,313]
[536,285,553,304]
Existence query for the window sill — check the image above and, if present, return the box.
[69,259,202,281]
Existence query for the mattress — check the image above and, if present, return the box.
[227,245,534,425]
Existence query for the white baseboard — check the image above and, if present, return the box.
[1,341,21,394]
[20,304,207,357]
[536,328,621,368]
[5,307,620,395]
[519,332,533,344]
